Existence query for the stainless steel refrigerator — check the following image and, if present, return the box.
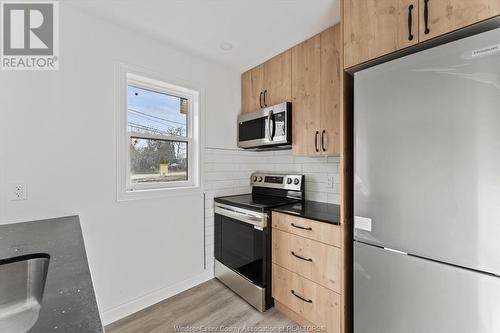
[354,27,500,333]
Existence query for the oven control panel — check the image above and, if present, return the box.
[251,173,304,191]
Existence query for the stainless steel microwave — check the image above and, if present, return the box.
[237,102,292,150]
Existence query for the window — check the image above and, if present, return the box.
[117,69,200,198]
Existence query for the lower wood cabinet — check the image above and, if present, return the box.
[272,211,341,247]
[273,228,341,293]
[272,264,340,333]
[272,212,344,333]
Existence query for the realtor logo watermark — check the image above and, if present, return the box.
[1,1,59,70]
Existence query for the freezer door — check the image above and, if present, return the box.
[354,27,500,275]
[355,241,500,333]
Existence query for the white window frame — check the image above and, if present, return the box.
[116,64,202,201]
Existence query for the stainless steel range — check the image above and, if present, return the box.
[214,172,304,311]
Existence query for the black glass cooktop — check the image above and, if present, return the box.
[214,194,300,212]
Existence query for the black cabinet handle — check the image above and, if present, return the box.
[291,223,312,231]
[424,0,430,35]
[259,91,263,108]
[291,251,313,262]
[263,90,268,107]
[291,290,313,303]
[408,4,414,41]
[315,131,319,152]
[321,130,326,152]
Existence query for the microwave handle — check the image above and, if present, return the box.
[267,110,275,141]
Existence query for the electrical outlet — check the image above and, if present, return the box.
[327,176,334,189]
[10,183,27,201]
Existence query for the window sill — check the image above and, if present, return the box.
[117,185,202,201]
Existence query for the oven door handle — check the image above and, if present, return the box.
[215,204,267,228]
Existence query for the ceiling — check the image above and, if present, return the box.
[69,0,340,72]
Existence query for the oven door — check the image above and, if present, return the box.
[214,203,268,287]
[237,102,291,149]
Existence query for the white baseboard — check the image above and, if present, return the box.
[102,269,214,326]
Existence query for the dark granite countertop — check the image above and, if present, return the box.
[0,216,103,333]
[272,201,340,225]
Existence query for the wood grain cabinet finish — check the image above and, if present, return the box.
[272,228,341,293]
[272,212,341,247]
[320,25,342,155]
[241,65,264,113]
[241,51,291,113]
[419,0,500,41]
[272,264,341,333]
[264,50,292,106]
[292,24,342,156]
[291,34,322,156]
[343,0,419,68]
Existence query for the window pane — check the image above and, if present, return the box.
[130,138,188,184]
[127,85,187,137]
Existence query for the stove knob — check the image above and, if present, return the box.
[258,176,263,182]
[293,178,300,185]
[287,178,293,184]
[252,176,258,182]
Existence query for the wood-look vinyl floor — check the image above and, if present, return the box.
[105,279,297,333]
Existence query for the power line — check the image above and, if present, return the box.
[128,108,186,126]
[129,112,178,129]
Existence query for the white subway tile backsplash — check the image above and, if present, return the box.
[302,162,338,173]
[205,163,238,172]
[327,193,341,204]
[205,171,231,181]
[306,191,328,202]
[269,163,302,172]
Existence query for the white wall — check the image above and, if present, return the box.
[0,3,240,325]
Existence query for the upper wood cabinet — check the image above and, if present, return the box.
[291,34,322,156]
[241,64,264,113]
[241,51,291,113]
[343,0,419,68]
[320,25,342,156]
[419,0,500,41]
[344,0,500,68]
[240,25,341,156]
[292,25,341,156]
[264,50,292,106]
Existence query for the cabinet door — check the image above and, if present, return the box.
[272,228,341,293]
[320,25,341,156]
[343,0,419,68]
[272,264,341,332]
[263,50,292,107]
[292,34,321,156]
[419,0,500,41]
[241,65,264,113]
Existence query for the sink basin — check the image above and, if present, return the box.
[0,254,50,333]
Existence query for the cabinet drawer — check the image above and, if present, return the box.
[272,212,341,247]
[272,228,340,293]
[272,264,340,332]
